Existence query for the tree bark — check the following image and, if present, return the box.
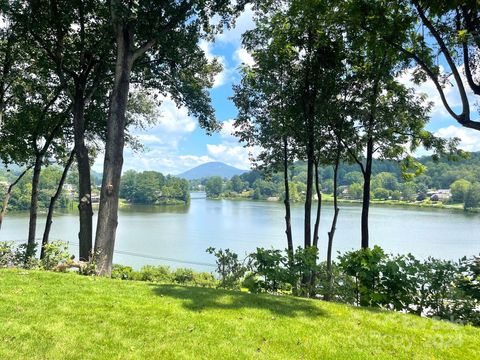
[312,160,322,249]
[41,149,75,259]
[361,137,374,249]
[326,151,340,301]
[95,25,133,276]
[283,137,293,254]
[27,154,43,253]
[0,166,32,230]
[72,91,93,261]
[304,139,315,248]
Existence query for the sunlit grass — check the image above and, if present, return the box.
[0,269,478,359]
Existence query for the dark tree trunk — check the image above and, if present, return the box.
[304,139,315,248]
[73,91,93,261]
[0,166,32,230]
[27,154,43,253]
[41,150,75,259]
[95,26,133,276]
[361,137,374,249]
[283,137,293,254]
[312,160,322,249]
[325,151,340,301]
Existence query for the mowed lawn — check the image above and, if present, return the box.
[0,270,478,359]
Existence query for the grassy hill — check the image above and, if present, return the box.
[0,270,478,359]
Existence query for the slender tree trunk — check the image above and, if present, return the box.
[0,166,32,230]
[95,26,133,276]
[326,152,340,301]
[304,140,315,248]
[283,137,293,254]
[361,137,374,249]
[72,91,93,261]
[313,160,322,248]
[27,154,43,256]
[41,150,75,259]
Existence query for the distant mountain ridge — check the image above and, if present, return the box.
[178,162,247,180]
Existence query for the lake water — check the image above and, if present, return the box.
[1,192,479,271]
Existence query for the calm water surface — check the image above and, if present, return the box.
[1,192,479,271]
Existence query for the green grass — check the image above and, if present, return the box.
[0,270,479,359]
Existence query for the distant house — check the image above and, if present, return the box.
[429,189,451,202]
[62,183,76,199]
[91,194,100,204]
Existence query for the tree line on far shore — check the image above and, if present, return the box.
[199,152,480,210]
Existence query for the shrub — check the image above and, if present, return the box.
[0,242,15,268]
[41,241,72,271]
[139,265,172,283]
[111,264,139,280]
[206,247,246,289]
[173,268,195,284]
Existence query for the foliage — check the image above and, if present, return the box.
[206,247,246,289]
[120,170,189,205]
[40,241,71,271]
[204,176,224,198]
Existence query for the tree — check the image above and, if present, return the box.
[386,0,480,132]
[450,179,472,203]
[464,182,480,210]
[12,0,115,260]
[231,175,245,193]
[94,0,235,275]
[340,1,454,248]
[205,177,223,198]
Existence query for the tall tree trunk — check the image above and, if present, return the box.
[95,26,133,276]
[73,91,93,261]
[361,137,374,249]
[41,150,75,259]
[304,140,315,248]
[283,137,293,254]
[0,166,32,230]
[27,154,43,256]
[326,151,340,301]
[312,160,322,248]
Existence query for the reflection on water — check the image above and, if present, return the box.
[1,192,479,271]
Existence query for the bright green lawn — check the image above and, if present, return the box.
[0,270,479,359]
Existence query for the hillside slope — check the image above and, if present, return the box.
[178,161,247,180]
[0,270,478,359]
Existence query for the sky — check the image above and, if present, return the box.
[93,5,480,176]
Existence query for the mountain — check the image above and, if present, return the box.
[178,162,247,180]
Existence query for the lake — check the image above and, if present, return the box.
[1,192,479,271]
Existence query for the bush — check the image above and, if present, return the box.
[0,242,15,268]
[173,268,195,284]
[41,241,71,271]
[139,265,172,283]
[206,247,246,289]
[111,264,139,280]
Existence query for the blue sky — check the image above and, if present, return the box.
[93,5,480,175]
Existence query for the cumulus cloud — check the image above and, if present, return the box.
[233,47,255,67]
[396,65,476,121]
[215,4,255,45]
[199,40,230,88]
[434,125,480,152]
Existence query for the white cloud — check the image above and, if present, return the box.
[233,47,255,67]
[435,125,480,152]
[219,119,238,142]
[216,4,255,45]
[199,40,229,88]
[206,143,255,170]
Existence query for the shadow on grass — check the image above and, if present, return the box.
[152,284,327,318]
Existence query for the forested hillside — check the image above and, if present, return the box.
[200,152,480,209]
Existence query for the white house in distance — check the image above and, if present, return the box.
[427,189,452,202]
